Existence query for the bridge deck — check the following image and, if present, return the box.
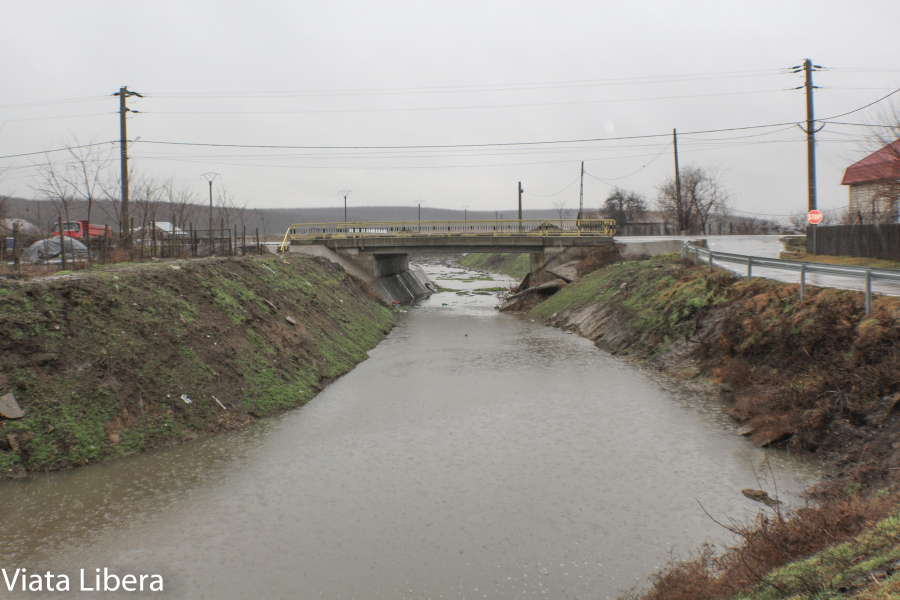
[279,219,616,253]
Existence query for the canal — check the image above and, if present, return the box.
[0,263,820,599]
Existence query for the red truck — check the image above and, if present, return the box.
[52,220,113,239]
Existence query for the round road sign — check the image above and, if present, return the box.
[808,210,823,225]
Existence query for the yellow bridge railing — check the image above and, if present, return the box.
[278,219,616,252]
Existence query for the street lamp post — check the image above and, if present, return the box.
[415,199,424,233]
[338,190,351,224]
[201,172,219,241]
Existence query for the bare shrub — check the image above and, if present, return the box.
[631,491,899,600]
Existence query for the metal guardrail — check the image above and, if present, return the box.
[279,219,616,253]
[682,242,900,314]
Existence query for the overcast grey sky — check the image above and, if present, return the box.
[2,0,899,221]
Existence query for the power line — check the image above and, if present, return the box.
[0,141,116,160]
[819,87,900,120]
[0,113,111,123]
[148,69,786,99]
[523,174,582,198]
[144,89,788,116]
[134,122,801,152]
[583,143,673,184]
[0,96,109,111]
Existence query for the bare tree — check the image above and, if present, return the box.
[551,199,571,220]
[789,211,809,232]
[656,165,729,234]
[161,178,200,231]
[601,187,647,229]
[215,186,238,230]
[31,137,114,263]
[694,166,730,233]
[131,175,164,258]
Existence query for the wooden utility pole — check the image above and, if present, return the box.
[113,87,143,250]
[803,59,819,213]
[673,129,683,233]
[578,162,584,219]
[518,181,524,226]
[791,59,822,253]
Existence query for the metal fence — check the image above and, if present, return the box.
[1,221,269,272]
[279,219,617,251]
[683,242,900,314]
[806,224,900,261]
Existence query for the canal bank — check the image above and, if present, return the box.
[512,254,900,599]
[0,261,822,600]
[0,255,393,478]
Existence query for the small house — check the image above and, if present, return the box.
[841,139,900,224]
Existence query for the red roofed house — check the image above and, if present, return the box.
[841,140,900,224]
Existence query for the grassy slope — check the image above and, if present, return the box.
[458,253,530,280]
[0,255,392,478]
[779,251,900,270]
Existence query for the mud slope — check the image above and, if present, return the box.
[0,255,393,478]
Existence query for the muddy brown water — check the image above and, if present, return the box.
[0,264,821,599]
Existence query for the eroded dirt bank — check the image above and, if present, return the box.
[514,254,900,599]
[0,255,393,479]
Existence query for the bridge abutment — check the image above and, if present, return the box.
[333,249,409,279]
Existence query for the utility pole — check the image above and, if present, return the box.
[113,86,143,249]
[338,190,352,223]
[673,129,683,233]
[201,173,219,242]
[578,161,584,219]
[792,59,823,252]
[415,199,424,227]
[518,181,524,222]
[461,205,469,221]
[801,58,821,213]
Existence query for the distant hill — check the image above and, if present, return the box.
[3,197,566,235]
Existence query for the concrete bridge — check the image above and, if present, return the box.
[280,219,616,302]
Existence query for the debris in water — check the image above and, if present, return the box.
[741,489,780,507]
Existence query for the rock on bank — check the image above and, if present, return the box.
[0,255,393,479]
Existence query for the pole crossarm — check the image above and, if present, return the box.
[278,219,616,252]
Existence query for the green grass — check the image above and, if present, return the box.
[458,253,531,279]
[0,255,393,476]
[530,255,731,357]
[732,506,900,600]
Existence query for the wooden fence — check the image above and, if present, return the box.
[806,224,900,261]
